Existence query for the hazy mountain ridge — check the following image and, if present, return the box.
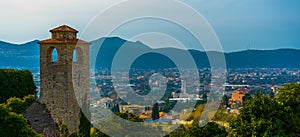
[0,37,299,71]
[91,37,300,69]
[0,40,40,70]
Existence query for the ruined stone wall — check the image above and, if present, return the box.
[23,102,57,137]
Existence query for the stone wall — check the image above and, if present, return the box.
[23,102,57,137]
[39,26,90,134]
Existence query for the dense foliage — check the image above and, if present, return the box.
[0,69,36,103]
[55,110,91,137]
[6,95,35,114]
[276,83,300,135]
[188,122,228,137]
[0,69,40,136]
[166,121,227,137]
[115,111,144,122]
[230,83,300,136]
[0,100,40,136]
[79,110,91,137]
[212,109,237,122]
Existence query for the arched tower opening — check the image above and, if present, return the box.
[73,47,83,64]
[49,47,59,63]
[73,49,77,62]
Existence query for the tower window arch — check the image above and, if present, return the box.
[47,47,59,63]
[52,48,58,62]
[73,49,77,62]
[73,47,83,64]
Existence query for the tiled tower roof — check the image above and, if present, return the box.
[50,25,78,33]
[38,25,89,44]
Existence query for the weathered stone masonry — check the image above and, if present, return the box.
[38,25,90,133]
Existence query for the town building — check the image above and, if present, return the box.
[229,90,246,109]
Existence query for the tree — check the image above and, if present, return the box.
[242,93,252,105]
[0,69,36,103]
[202,93,208,101]
[276,83,300,135]
[188,121,227,137]
[230,84,300,136]
[186,104,204,121]
[165,125,187,137]
[213,109,237,122]
[111,103,120,113]
[222,95,229,107]
[55,110,91,137]
[269,90,275,98]
[0,104,41,137]
[6,95,35,114]
[152,103,160,121]
[6,97,26,114]
[79,110,91,137]
[115,111,143,122]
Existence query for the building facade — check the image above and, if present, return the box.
[231,90,246,103]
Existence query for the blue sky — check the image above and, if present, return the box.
[0,0,299,51]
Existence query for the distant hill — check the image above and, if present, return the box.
[91,37,300,69]
[0,40,39,71]
[0,37,300,71]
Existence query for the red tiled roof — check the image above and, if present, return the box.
[50,25,78,33]
[38,39,90,45]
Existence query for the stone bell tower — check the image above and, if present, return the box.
[39,25,90,133]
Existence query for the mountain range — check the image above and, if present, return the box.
[0,37,300,71]
[0,40,40,71]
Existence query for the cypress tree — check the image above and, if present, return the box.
[151,103,159,121]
